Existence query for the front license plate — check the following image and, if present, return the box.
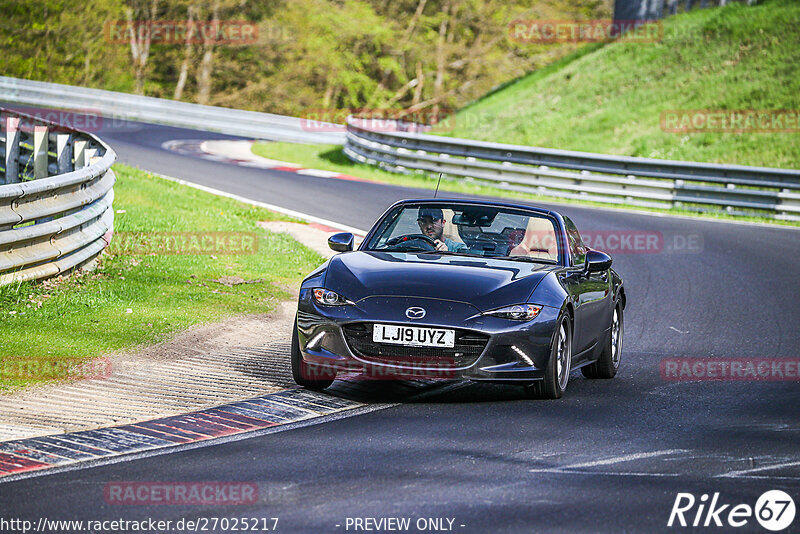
[372,324,455,348]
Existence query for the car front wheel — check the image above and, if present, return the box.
[525,312,572,400]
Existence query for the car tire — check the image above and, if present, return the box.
[582,303,623,379]
[525,312,572,400]
[291,317,336,391]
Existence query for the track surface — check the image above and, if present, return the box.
[3,116,800,533]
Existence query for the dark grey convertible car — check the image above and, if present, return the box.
[292,199,625,399]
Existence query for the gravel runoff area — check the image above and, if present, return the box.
[0,222,347,442]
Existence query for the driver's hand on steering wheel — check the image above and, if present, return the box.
[434,239,448,252]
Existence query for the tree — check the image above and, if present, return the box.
[173,3,197,100]
[125,0,160,95]
[195,0,219,105]
[0,0,126,88]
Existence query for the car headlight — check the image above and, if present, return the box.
[312,288,351,306]
[482,304,542,321]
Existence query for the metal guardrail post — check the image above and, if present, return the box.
[33,125,48,179]
[84,148,98,166]
[74,139,87,168]
[56,133,72,174]
[4,116,20,184]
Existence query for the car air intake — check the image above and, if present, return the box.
[342,323,488,369]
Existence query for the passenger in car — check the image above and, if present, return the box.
[509,217,559,261]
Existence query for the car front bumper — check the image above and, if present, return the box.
[296,290,562,384]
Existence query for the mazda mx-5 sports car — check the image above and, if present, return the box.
[292,199,625,399]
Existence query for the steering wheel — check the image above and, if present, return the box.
[385,233,438,251]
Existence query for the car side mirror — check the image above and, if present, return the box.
[328,232,354,253]
[586,249,612,272]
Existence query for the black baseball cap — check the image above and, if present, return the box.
[417,207,444,221]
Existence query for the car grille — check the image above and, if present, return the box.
[341,323,489,368]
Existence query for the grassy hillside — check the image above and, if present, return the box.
[436,0,800,169]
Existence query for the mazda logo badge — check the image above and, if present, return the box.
[405,307,426,320]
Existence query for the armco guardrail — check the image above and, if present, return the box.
[345,117,800,221]
[0,107,115,286]
[0,76,344,145]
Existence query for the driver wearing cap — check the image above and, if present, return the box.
[417,208,467,253]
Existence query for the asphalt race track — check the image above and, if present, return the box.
[2,116,800,533]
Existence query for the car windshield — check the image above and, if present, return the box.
[364,203,561,263]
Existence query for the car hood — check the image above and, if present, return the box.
[324,251,554,311]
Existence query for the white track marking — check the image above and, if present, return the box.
[669,326,689,334]
[528,449,688,477]
[199,140,301,169]
[717,460,800,478]
[720,474,800,481]
[238,160,291,168]
[527,451,800,480]
[558,449,687,470]
[150,172,368,235]
[528,469,680,478]
[296,169,343,178]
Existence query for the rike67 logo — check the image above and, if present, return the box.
[668,490,795,531]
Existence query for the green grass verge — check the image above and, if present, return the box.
[435,0,800,169]
[251,142,800,227]
[0,164,324,392]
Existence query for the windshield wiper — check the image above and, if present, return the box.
[374,246,432,253]
[416,250,475,257]
[496,256,557,264]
